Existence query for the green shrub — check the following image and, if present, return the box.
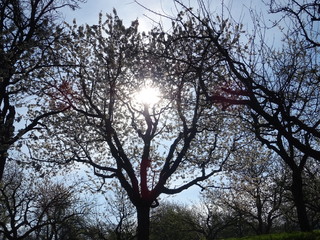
[223,230,320,240]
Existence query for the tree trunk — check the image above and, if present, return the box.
[0,105,15,181]
[0,151,7,181]
[136,205,151,240]
[256,192,264,235]
[291,170,311,232]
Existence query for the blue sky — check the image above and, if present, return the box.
[62,0,177,31]
[62,0,281,47]
[62,0,268,32]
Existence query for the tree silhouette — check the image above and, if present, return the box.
[35,11,241,240]
[0,0,83,180]
[167,0,320,231]
[0,165,88,240]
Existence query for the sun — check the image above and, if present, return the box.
[134,86,161,107]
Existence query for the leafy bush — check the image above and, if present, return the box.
[224,231,320,240]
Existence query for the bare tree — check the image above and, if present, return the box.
[268,0,320,47]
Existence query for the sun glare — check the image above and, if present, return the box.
[134,86,161,107]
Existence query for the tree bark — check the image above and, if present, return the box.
[0,152,6,181]
[291,170,311,232]
[136,205,151,240]
[256,192,264,235]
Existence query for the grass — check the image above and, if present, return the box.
[224,230,320,240]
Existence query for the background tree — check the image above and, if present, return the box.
[150,202,201,240]
[0,0,83,180]
[0,164,89,240]
[31,178,90,240]
[150,199,246,240]
[34,10,242,240]
[190,197,238,240]
[206,144,286,235]
[102,187,136,240]
[201,190,254,238]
